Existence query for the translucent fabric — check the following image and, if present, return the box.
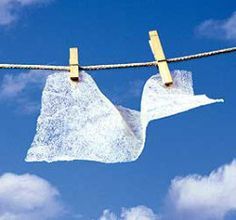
[25,70,223,163]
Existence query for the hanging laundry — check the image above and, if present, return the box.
[141,70,223,125]
[25,71,223,163]
[26,72,143,163]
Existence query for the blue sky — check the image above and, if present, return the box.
[0,0,236,219]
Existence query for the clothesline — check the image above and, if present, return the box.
[0,46,235,72]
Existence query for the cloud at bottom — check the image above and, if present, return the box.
[0,173,64,220]
[99,160,236,220]
[99,206,160,220]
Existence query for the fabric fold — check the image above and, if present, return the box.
[141,70,223,126]
[25,70,223,163]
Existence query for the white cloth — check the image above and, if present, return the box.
[25,70,223,163]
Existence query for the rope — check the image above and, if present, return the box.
[0,64,69,71]
[167,47,236,63]
[0,47,235,72]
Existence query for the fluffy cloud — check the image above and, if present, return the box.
[99,206,160,220]
[100,210,117,220]
[165,160,236,220]
[121,206,160,220]
[0,70,50,113]
[100,160,236,220]
[0,173,64,220]
[196,11,236,41]
[0,0,52,25]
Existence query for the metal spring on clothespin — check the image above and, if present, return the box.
[149,30,173,86]
[69,47,80,81]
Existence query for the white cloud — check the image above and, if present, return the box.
[99,206,160,220]
[100,209,117,220]
[0,172,64,220]
[165,160,236,220]
[0,70,50,113]
[196,11,236,41]
[0,0,52,26]
[0,70,48,98]
[99,160,236,220]
[121,206,160,220]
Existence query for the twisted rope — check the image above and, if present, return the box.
[167,47,236,63]
[0,47,235,72]
[0,64,69,71]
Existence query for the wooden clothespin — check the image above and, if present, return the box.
[69,47,79,81]
[149,30,173,86]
